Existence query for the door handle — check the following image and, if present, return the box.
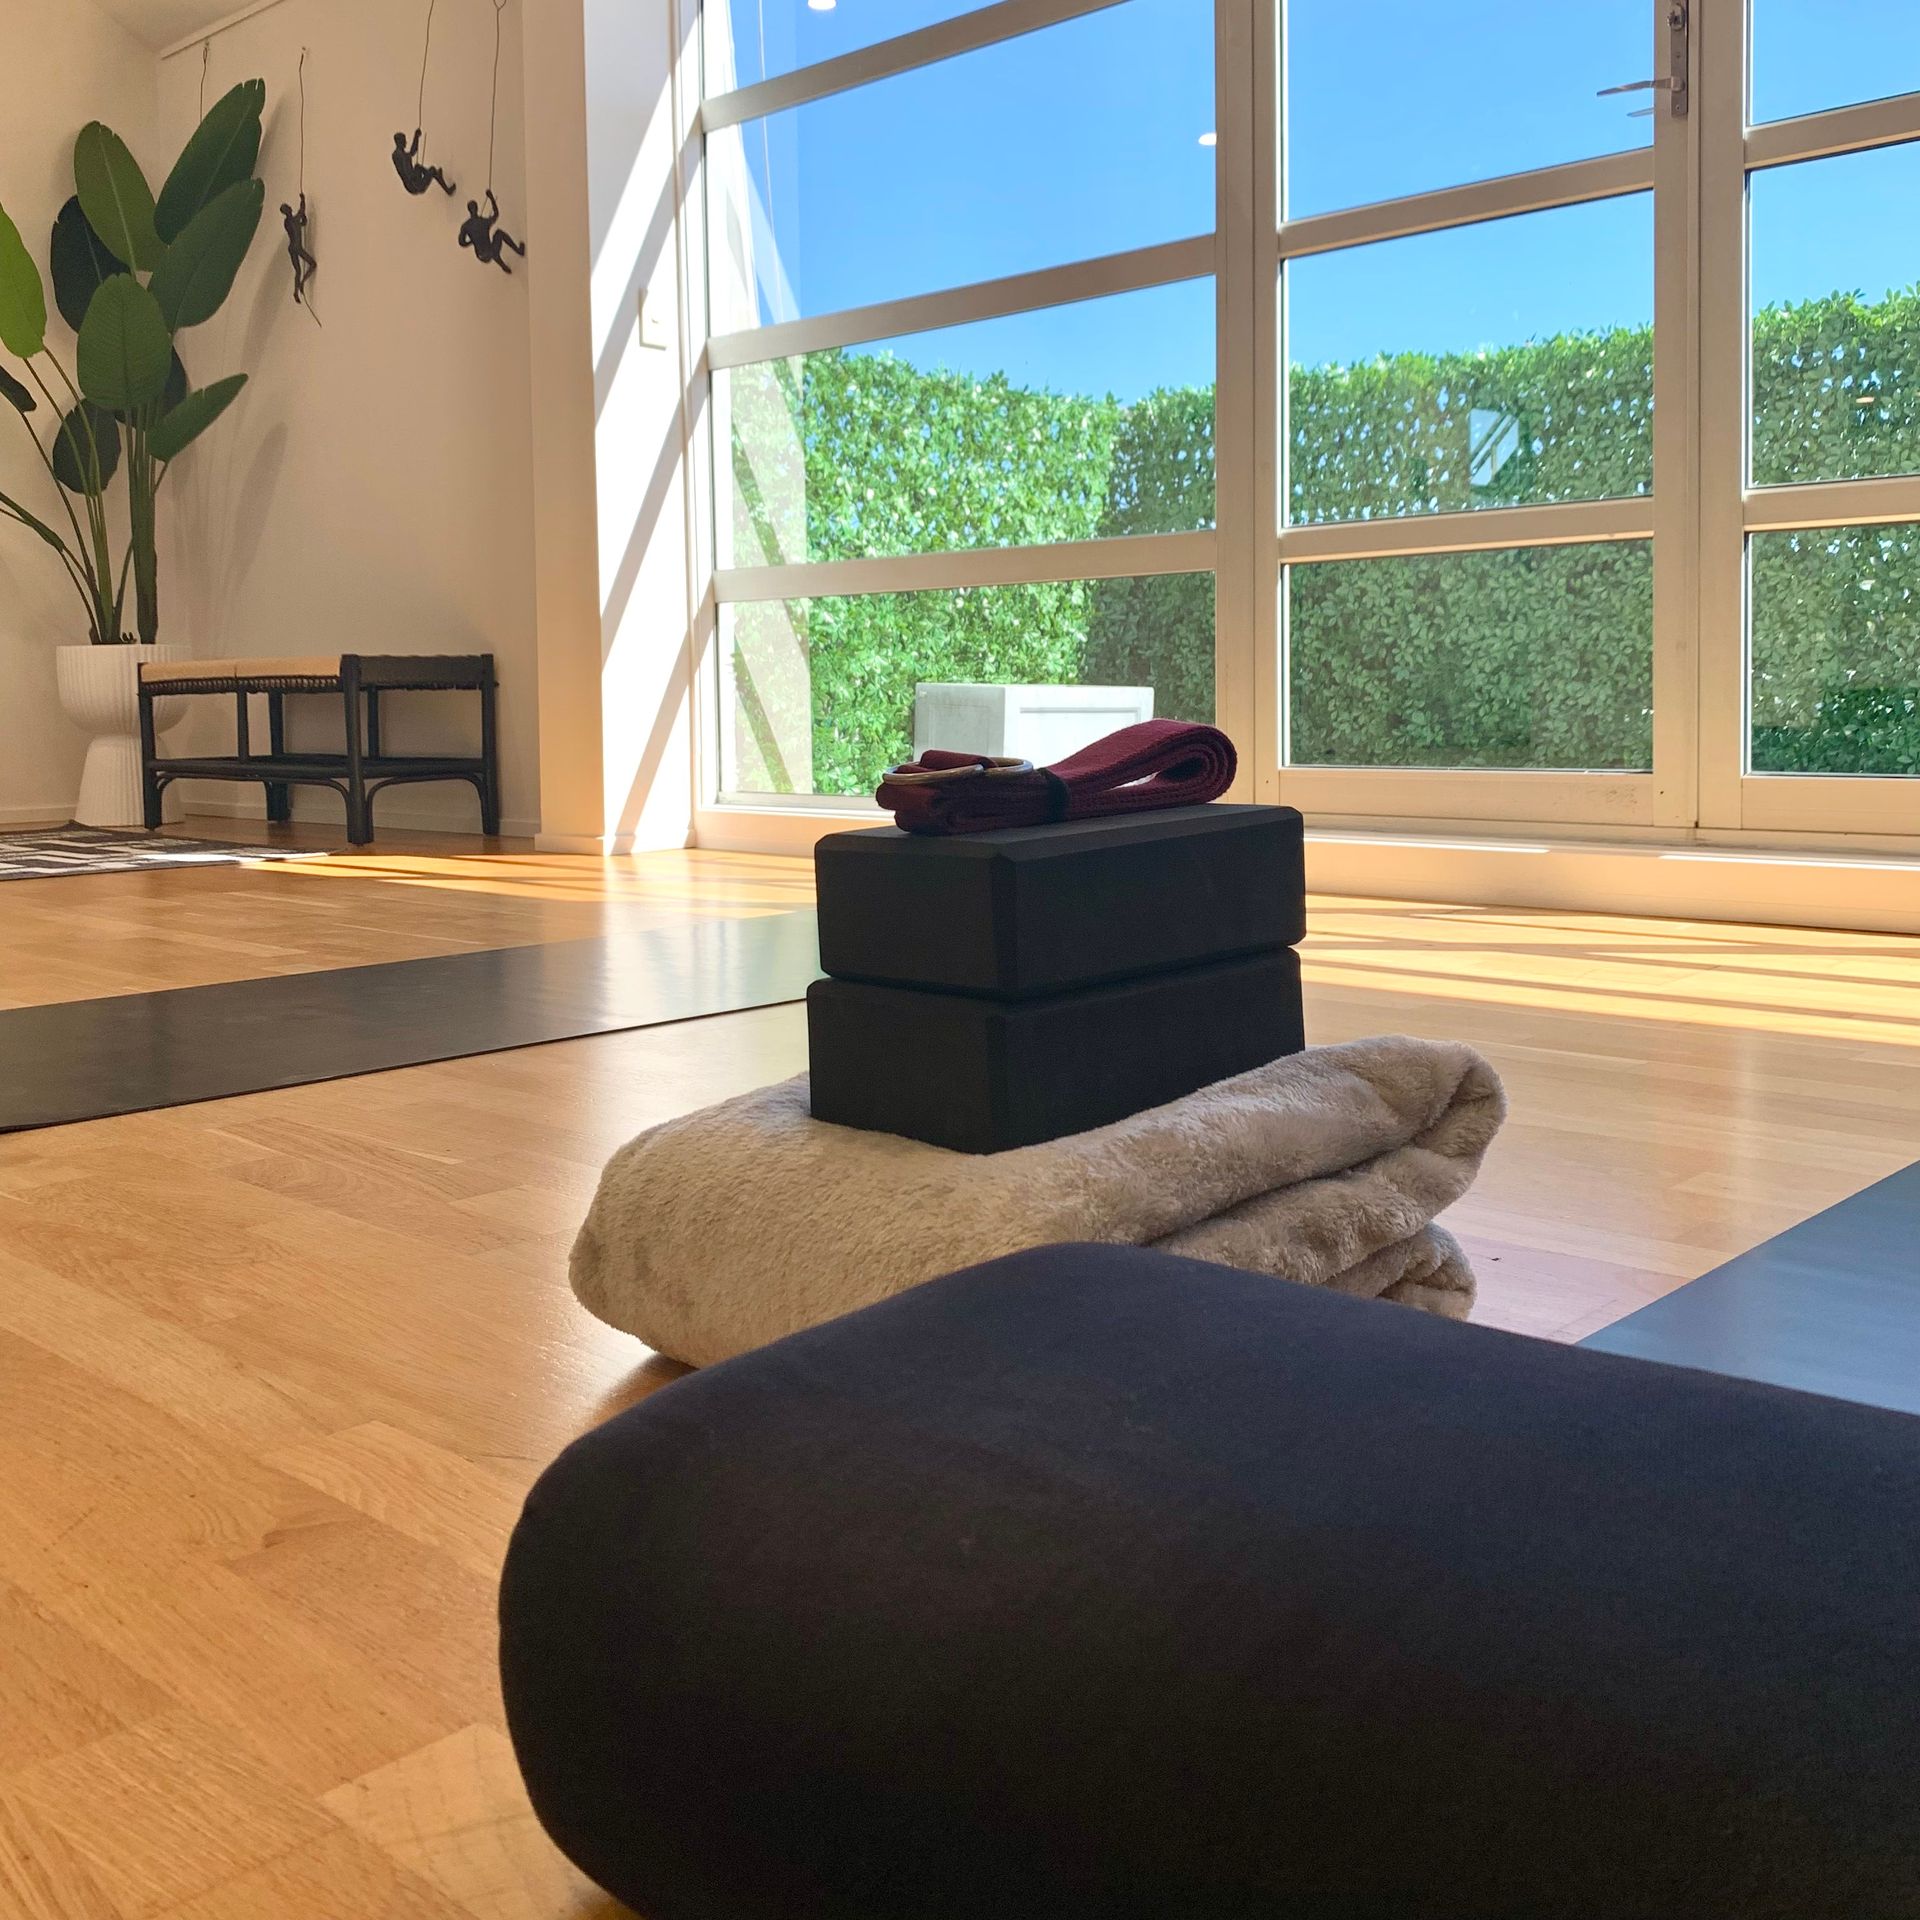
[1598,1,1689,118]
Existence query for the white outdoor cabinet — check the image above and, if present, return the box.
[913,684,1155,766]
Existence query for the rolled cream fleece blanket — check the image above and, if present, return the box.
[571,1035,1507,1367]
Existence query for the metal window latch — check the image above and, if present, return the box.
[1598,0,1689,118]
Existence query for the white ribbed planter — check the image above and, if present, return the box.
[56,644,188,829]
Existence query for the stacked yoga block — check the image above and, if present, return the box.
[808,802,1309,1153]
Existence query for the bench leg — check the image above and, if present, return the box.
[137,682,163,831]
[266,693,291,823]
[479,674,502,837]
[342,662,373,845]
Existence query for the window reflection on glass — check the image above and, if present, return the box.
[1286,542,1654,771]
[1286,195,1653,525]
[1750,0,1920,125]
[706,0,1214,331]
[1750,524,1920,778]
[724,575,1216,797]
[1284,0,1649,218]
[720,280,1216,570]
[1750,142,1920,490]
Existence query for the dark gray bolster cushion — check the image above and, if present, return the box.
[500,1243,1920,1920]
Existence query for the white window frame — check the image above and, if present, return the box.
[1265,3,1685,834]
[683,0,1920,854]
[1699,1,1920,837]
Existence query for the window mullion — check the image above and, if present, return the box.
[1694,0,1751,831]
[1650,0,1703,829]
[1214,0,1269,802]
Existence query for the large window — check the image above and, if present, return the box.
[704,0,1218,803]
[693,0,1920,842]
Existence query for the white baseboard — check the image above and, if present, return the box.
[1308,829,1920,935]
[694,803,882,855]
[183,791,540,841]
[534,829,696,855]
[0,803,80,827]
[693,804,1920,935]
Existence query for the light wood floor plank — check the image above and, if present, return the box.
[6,1709,337,1916]
[0,1789,128,1920]
[0,1580,172,1778]
[263,1426,529,1586]
[158,1828,476,1920]
[322,1727,619,1920]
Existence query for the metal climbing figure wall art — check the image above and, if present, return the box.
[460,0,526,275]
[283,48,320,321]
[458,190,525,274]
[281,195,316,303]
[395,0,457,197]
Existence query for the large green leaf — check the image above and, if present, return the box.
[155,79,265,244]
[110,347,186,426]
[73,123,162,273]
[50,196,119,333]
[75,274,171,413]
[52,401,121,492]
[149,371,245,463]
[150,180,263,331]
[0,363,35,415]
[0,202,47,358]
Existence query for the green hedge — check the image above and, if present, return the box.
[731,290,1920,794]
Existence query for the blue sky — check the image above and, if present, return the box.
[721,0,1920,399]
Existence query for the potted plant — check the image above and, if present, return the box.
[0,81,265,827]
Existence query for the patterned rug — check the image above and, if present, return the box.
[0,827,330,881]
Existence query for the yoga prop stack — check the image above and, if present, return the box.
[569,752,1508,1364]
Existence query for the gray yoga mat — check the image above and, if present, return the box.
[0,910,821,1132]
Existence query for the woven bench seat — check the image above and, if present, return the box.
[140,655,346,688]
[137,652,499,844]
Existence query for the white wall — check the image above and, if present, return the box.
[0,0,155,822]
[521,0,699,852]
[4,0,704,846]
[156,0,540,834]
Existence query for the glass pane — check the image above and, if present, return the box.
[1286,195,1653,525]
[1286,542,1653,770]
[1284,0,1650,219]
[720,280,1216,569]
[708,2,1005,92]
[1750,524,1920,777]
[1751,0,1920,125]
[1750,143,1920,489]
[707,0,1213,330]
[723,574,1215,797]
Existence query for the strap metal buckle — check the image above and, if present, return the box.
[882,755,1036,787]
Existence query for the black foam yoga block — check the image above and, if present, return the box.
[815,804,1304,1000]
[807,947,1304,1154]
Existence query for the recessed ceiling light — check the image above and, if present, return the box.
[1198,130,1217,147]
[808,0,836,11]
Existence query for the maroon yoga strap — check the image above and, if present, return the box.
[876,719,1238,836]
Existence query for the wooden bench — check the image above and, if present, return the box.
[138,653,499,845]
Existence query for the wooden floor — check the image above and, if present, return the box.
[0,819,809,1010]
[3,819,1920,1917]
